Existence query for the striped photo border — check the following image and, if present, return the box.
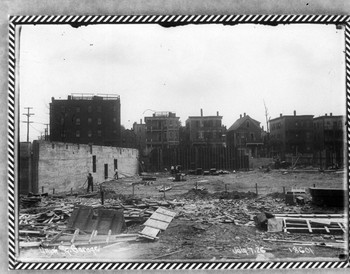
[7,14,350,270]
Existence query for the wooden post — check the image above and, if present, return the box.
[106,230,112,244]
[42,186,44,193]
[255,183,258,196]
[313,184,316,187]
[88,230,95,244]
[100,185,104,205]
[71,188,73,195]
[163,185,166,199]
[283,187,286,195]
[53,188,55,194]
[71,229,79,244]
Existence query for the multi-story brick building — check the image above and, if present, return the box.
[133,119,147,151]
[269,111,314,160]
[144,112,180,149]
[50,94,121,147]
[226,113,264,157]
[185,109,226,147]
[313,113,345,168]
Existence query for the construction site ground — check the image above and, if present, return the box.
[19,169,348,262]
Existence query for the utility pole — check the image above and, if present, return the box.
[263,100,270,133]
[44,123,49,141]
[22,107,34,142]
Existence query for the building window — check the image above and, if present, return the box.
[88,105,92,113]
[97,106,102,112]
[76,130,80,137]
[246,122,249,128]
[76,107,80,113]
[97,118,102,125]
[92,155,96,172]
[88,118,92,124]
[76,118,80,125]
[97,130,102,137]
[88,130,92,138]
[251,133,254,140]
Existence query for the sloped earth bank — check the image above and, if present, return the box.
[19,170,347,261]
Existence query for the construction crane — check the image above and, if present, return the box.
[263,100,270,133]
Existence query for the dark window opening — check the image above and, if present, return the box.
[92,155,96,172]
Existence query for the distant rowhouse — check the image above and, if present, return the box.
[226,113,264,158]
[313,113,345,169]
[50,94,121,147]
[269,111,314,162]
[185,109,226,147]
[144,111,180,149]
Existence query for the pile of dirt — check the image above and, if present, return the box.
[181,189,210,200]
[213,190,257,200]
[180,189,257,201]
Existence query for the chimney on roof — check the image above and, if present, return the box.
[325,113,328,116]
[330,113,333,116]
[240,114,242,119]
[244,113,246,117]
[200,108,203,117]
[280,113,282,117]
[294,110,296,116]
[140,119,142,124]
[217,111,219,116]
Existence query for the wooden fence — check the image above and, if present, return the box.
[145,147,249,172]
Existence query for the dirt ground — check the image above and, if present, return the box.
[19,169,348,262]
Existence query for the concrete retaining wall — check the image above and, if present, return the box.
[34,141,138,193]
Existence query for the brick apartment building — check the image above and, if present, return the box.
[313,113,345,168]
[144,111,180,149]
[50,94,121,147]
[269,111,314,160]
[185,109,226,147]
[226,113,264,158]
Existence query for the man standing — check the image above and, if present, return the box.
[87,173,93,193]
[114,169,119,180]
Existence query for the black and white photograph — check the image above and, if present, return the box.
[8,14,349,269]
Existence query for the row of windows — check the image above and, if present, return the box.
[314,121,343,129]
[60,117,118,125]
[60,105,118,113]
[271,121,313,130]
[60,130,118,138]
[191,120,222,128]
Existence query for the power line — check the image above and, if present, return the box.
[22,107,34,142]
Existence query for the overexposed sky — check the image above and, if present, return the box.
[19,23,345,141]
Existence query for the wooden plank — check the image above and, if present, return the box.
[306,220,312,233]
[337,223,346,233]
[324,226,330,233]
[19,241,42,248]
[143,218,169,230]
[155,207,176,217]
[71,229,79,244]
[139,226,160,239]
[150,212,174,223]
[282,218,287,233]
